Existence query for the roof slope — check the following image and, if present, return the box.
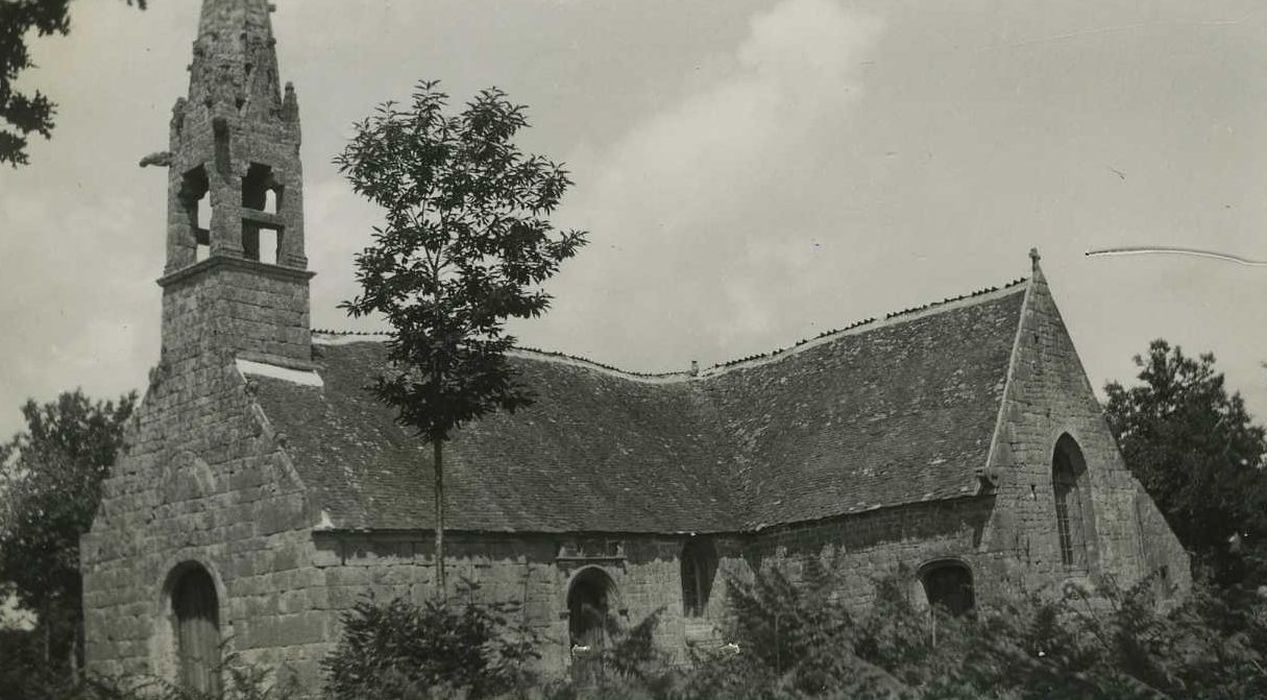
[704,289,1024,527]
[250,282,1028,533]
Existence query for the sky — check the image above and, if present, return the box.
[1,0,1265,442]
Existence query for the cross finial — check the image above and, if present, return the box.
[1028,247,1046,283]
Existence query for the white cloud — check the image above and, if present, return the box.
[529,0,884,367]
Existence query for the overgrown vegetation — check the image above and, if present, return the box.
[323,583,540,699]
[0,389,136,681]
[1104,339,1267,587]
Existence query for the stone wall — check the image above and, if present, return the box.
[983,266,1191,596]
[307,531,750,674]
[307,496,993,681]
[746,497,999,609]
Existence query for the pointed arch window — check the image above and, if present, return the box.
[1053,434,1093,569]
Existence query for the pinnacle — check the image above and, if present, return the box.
[198,0,275,41]
[188,0,285,121]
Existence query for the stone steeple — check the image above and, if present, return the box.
[156,0,313,367]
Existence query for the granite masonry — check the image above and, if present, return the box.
[81,0,1190,693]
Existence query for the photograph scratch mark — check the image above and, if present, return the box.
[1086,246,1267,266]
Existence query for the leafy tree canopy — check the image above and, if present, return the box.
[1104,339,1267,582]
[0,389,135,658]
[0,0,146,167]
[337,80,587,443]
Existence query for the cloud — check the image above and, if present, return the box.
[529,0,884,367]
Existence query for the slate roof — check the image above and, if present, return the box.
[250,281,1028,533]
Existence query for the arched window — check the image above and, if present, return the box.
[170,564,221,694]
[919,560,975,616]
[680,538,718,618]
[1053,434,1092,569]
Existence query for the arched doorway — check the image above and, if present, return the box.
[567,567,617,683]
[919,559,975,616]
[169,563,222,694]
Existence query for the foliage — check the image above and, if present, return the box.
[541,564,1267,700]
[1104,339,1267,584]
[7,563,1267,699]
[335,79,587,445]
[0,633,303,700]
[0,389,136,671]
[335,79,587,590]
[322,582,540,698]
[0,0,146,167]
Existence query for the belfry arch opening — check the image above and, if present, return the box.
[242,162,281,214]
[179,166,210,262]
[166,562,222,695]
[1052,433,1095,570]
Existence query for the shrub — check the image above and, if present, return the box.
[322,583,539,699]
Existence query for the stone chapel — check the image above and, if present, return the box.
[81,0,1190,692]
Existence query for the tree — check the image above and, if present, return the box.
[0,389,136,673]
[1104,340,1267,584]
[335,80,587,594]
[1,0,147,167]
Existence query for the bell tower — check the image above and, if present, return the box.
[156,0,314,368]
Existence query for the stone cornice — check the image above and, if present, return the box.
[157,254,316,288]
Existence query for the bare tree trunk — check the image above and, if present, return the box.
[71,613,82,680]
[42,601,50,665]
[434,440,446,599]
[69,623,78,678]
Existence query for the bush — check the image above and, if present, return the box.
[7,564,1266,699]
[579,563,1267,700]
[322,583,539,699]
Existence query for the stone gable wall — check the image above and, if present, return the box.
[983,271,1191,596]
[81,346,331,687]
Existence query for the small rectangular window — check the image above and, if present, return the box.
[242,222,281,265]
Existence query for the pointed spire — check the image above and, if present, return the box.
[189,0,283,120]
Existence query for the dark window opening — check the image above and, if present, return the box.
[1053,434,1090,569]
[242,163,281,214]
[920,561,974,616]
[1154,565,1171,599]
[242,222,280,264]
[171,565,221,695]
[681,539,718,618]
[180,166,211,262]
